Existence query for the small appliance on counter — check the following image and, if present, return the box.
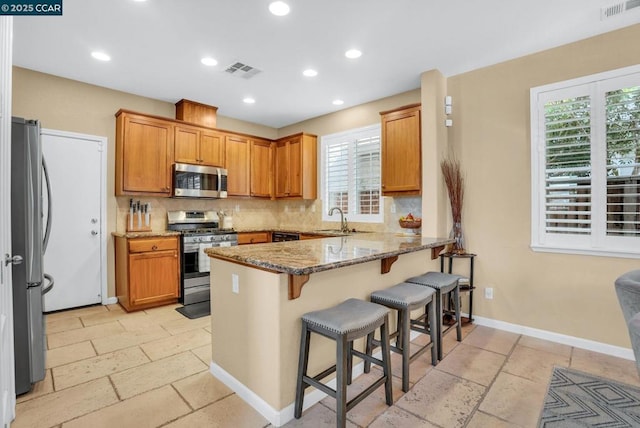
[167,210,237,319]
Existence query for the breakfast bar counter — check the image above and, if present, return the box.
[204,233,452,426]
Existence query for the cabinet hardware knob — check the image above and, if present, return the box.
[152,245,158,250]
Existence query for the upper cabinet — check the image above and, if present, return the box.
[175,99,218,128]
[250,139,274,198]
[225,134,251,196]
[275,133,317,199]
[380,104,422,196]
[116,111,174,196]
[174,124,225,167]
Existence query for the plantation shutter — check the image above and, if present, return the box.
[354,135,381,215]
[544,95,592,235]
[326,141,349,213]
[605,86,640,237]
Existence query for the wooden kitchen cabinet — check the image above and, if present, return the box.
[174,124,225,167]
[250,139,274,198]
[238,231,271,245]
[275,133,317,199]
[114,235,180,312]
[115,110,174,196]
[225,134,251,196]
[380,104,422,196]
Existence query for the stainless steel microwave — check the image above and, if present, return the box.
[173,163,228,198]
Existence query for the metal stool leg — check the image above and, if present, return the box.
[454,285,462,341]
[380,315,393,405]
[435,290,444,360]
[400,307,411,392]
[428,300,437,363]
[336,335,348,428]
[294,323,310,419]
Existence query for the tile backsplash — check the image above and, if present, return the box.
[116,196,422,234]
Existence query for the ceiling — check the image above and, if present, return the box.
[11,0,640,128]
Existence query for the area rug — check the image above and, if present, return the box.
[539,367,640,427]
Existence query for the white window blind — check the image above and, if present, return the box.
[531,65,640,258]
[322,124,383,223]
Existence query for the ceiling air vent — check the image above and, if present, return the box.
[601,0,640,19]
[224,61,262,79]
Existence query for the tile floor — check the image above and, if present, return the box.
[13,303,639,428]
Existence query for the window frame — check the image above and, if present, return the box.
[320,124,384,224]
[530,64,640,258]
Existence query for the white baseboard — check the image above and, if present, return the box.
[102,297,118,305]
[472,315,635,361]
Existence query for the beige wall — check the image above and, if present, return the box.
[447,24,640,347]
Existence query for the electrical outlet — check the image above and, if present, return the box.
[232,274,239,294]
[485,287,493,299]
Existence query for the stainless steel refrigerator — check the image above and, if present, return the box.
[11,117,53,395]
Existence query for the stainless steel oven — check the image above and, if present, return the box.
[167,211,237,313]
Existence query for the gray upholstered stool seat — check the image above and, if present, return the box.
[367,282,438,392]
[406,271,462,360]
[615,269,640,376]
[294,298,393,428]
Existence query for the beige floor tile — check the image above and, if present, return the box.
[141,328,210,361]
[161,316,212,335]
[369,406,438,428]
[440,330,463,357]
[385,342,436,385]
[46,316,83,334]
[47,321,124,349]
[518,335,572,358]
[478,372,547,427]
[106,303,124,312]
[163,394,268,428]
[191,344,213,365]
[463,326,520,355]
[435,342,505,386]
[44,305,108,322]
[282,403,358,427]
[395,369,485,427]
[111,351,207,399]
[16,369,54,404]
[570,347,640,387]
[46,341,96,369]
[503,344,570,384]
[321,371,404,427]
[466,410,522,428]
[143,304,184,320]
[61,385,191,428]
[13,378,118,428]
[79,307,131,327]
[91,324,170,355]
[172,371,233,410]
[116,310,183,332]
[52,347,149,390]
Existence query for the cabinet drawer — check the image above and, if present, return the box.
[238,232,271,245]
[129,237,178,253]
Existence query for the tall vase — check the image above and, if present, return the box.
[449,222,466,255]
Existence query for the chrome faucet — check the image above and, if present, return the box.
[328,207,349,234]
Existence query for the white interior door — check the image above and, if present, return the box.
[0,16,15,428]
[41,130,106,312]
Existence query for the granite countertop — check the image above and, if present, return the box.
[205,232,453,275]
[111,231,181,239]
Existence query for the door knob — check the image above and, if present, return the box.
[91,230,98,236]
[4,254,23,266]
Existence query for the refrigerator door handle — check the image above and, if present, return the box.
[42,273,54,295]
[42,156,52,253]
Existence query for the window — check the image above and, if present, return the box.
[531,65,640,258]
[321,124,383,223]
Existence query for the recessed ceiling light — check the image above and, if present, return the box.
[332,99,344,106]
[201,57,218,66]
[269,1,290,16]
[243,97,256,104]
[303,69,318,77]
[91,51,111,62]
[345,49,362,59]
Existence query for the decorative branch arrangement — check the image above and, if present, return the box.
[441,157,466,253]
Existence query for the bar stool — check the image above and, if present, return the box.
[294,298,393,428]
[406,272,462,360]
[365,282,438,392]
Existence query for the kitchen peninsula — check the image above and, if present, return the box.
[204,232,453,426]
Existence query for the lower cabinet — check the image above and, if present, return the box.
[238,231,271,245]
[115,235,180,311]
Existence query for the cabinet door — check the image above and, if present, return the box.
[128,249,179,307]
[200,130,225,167]
[174,125,200,164]
[119,114,173,195]
[288,137,302,197]
[225,135,251,196]
[275,141,289,198]
[381,106,421,195]
[250,140,273,198]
